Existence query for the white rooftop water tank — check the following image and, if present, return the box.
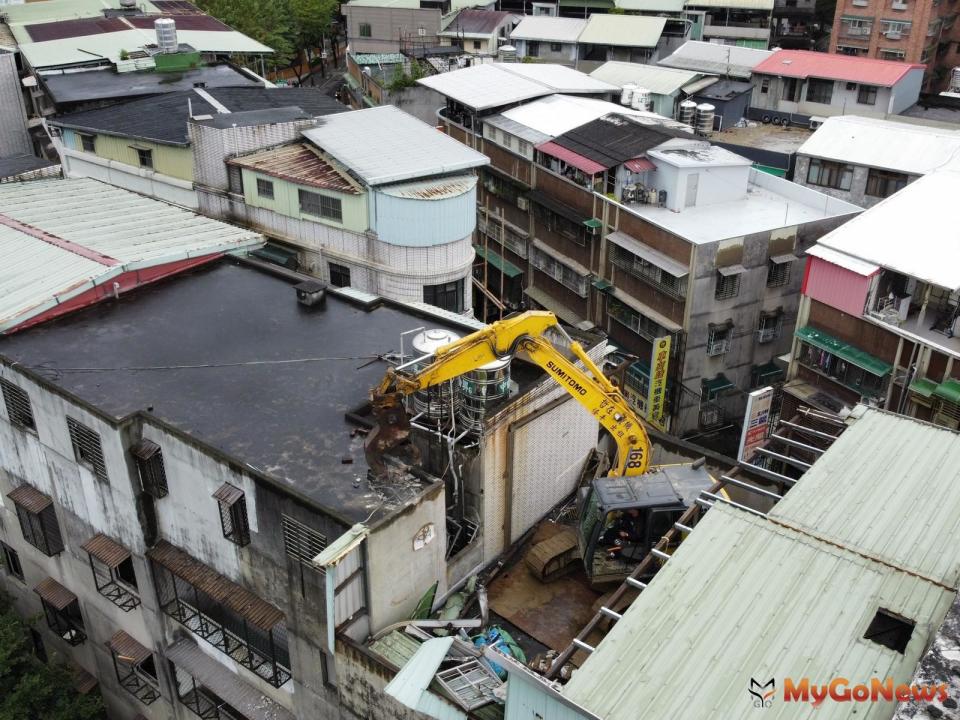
[410,329,462,421]
[154,18,178,54]
[621,83,637,106]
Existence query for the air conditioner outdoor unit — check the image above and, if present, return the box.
[809,116,826,129]
[516,196,529,211]
[885,30,902,38]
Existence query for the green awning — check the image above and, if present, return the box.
[474,244,522,278]
[703,373,735,395]
[754,361,784,382]
[909,377,939,399]
[250,244,298,269]
[933,379,960,405]
[583,218,603,230]
[795,326,893,377]
[592,277,613,292]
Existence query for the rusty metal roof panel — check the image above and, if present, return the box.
[379,174,477,200]
[34,577,77,610]
[228,143,361,195]
[212,482,244,506]
[147,540,285,630]
[81,533,131,568]
[108,630,152,665]
[7,484,53,514]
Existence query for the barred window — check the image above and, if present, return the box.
[757,311,783,343]
[66,417,108,483]
[715,271,741,300]
[1,542,24,582]
[707,324,732,356]
[1,378,35,431]
[610,245,687,298]
[281,514,327,572]
[213,483,250,547]
[256,178,274,199]
[329,263,351,288]
[108,631,160,706]
[531,246,588,297]
[865,168,908,198]
[82,534,140,612]
[132,440,168,499]
[79,133,96,152]
[35,578,85,646]
[766,259,791,288]
[299,189,343,222]
[8,485,63,557]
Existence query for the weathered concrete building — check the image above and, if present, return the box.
[0,199,605,720]
[419,63,861,443]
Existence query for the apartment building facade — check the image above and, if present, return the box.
[421,64,860,439]
[787,165,960,426]
[829,0,960,91]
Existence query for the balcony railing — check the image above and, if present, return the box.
[757,327,778,344]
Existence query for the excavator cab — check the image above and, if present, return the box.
[576,463,712,585]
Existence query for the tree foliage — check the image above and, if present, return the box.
[193,0,339,72]
[0,595,104,720]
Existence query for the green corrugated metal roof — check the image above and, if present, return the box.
[909,377,939,399]
[771,408,960,586]
[369,630,423,668]
[563,501,955,719]
[933,378,960,405]
[351,53,406,65]
[384,637,467,720]
[475,244,522,278]
[795,325,893,377]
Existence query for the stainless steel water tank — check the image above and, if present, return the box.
[410,329,461,421]
[458,356,511,432]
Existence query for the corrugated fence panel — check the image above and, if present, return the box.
[804,256,871,317]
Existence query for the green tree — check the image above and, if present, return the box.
[0,595,104,720]
[290,0,340,78]
[194,0,296,69]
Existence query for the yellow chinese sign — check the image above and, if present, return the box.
[646,335,671,431]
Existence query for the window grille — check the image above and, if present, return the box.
[109,631,160,705]
[611,244,686,298]
[329,263,351,288]
[1,542,23,582]
[132,439,168,498]
[299,189,343,222]
[256,178,275,199]
[1,378,35,431]
[8,485,63,556]
[757,312,783,344]
[706,324,732,356]
[35,578,85,645]
[281,514,326,573]
[213,483,250,547]
[83,533,140,612]
[766,259,791,288]
[715,272,740,300]
[531,246,588,297]
[67,417,108,482]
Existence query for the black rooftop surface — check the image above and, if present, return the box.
[51,87,348,145]
[552,114,693,168]
[198,106,310,128]
[692,79,752,101]
[0,154,58,178]
[0,260,474,524]
[42,64,258,105]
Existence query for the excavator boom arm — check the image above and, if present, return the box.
[368,311,651,476]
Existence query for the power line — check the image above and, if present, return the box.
[28,355,384,374]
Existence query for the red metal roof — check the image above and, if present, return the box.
[536,140,606,176]
[752,50,924,87]
[624,157,656,172]
[228,143,361,195]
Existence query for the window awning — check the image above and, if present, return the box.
[717,264,747,277]
[770,253,798,264]
[532,238,591,277]
[795,325,893,377]
[34,577,76,610]
[909,377,938,398]
[165,638,295,720]
[7,484,52,514]
[703,374,735,394]
[130,439,160,460]
[592,277,613,292]
[754,361,784,382]
[607,231,689,278]
[524,286,588,328]
[624,157,656,173]
[933,379,960,405]
[82,534,131,568]
[474,244,522,278]
[536,140,607,176]
[147,540,284,631]
[708,319,734,331]
[212,482,244,506]
[108,630,151,666]
[609,287,683,333]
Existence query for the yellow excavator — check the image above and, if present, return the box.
[365,310,712,585]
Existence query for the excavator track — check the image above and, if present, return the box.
[524,526,580,582]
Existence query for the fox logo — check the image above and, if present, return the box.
[750,678,776,708]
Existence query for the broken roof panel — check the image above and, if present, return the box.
[228,143,361,195]
[439,9,516,36]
